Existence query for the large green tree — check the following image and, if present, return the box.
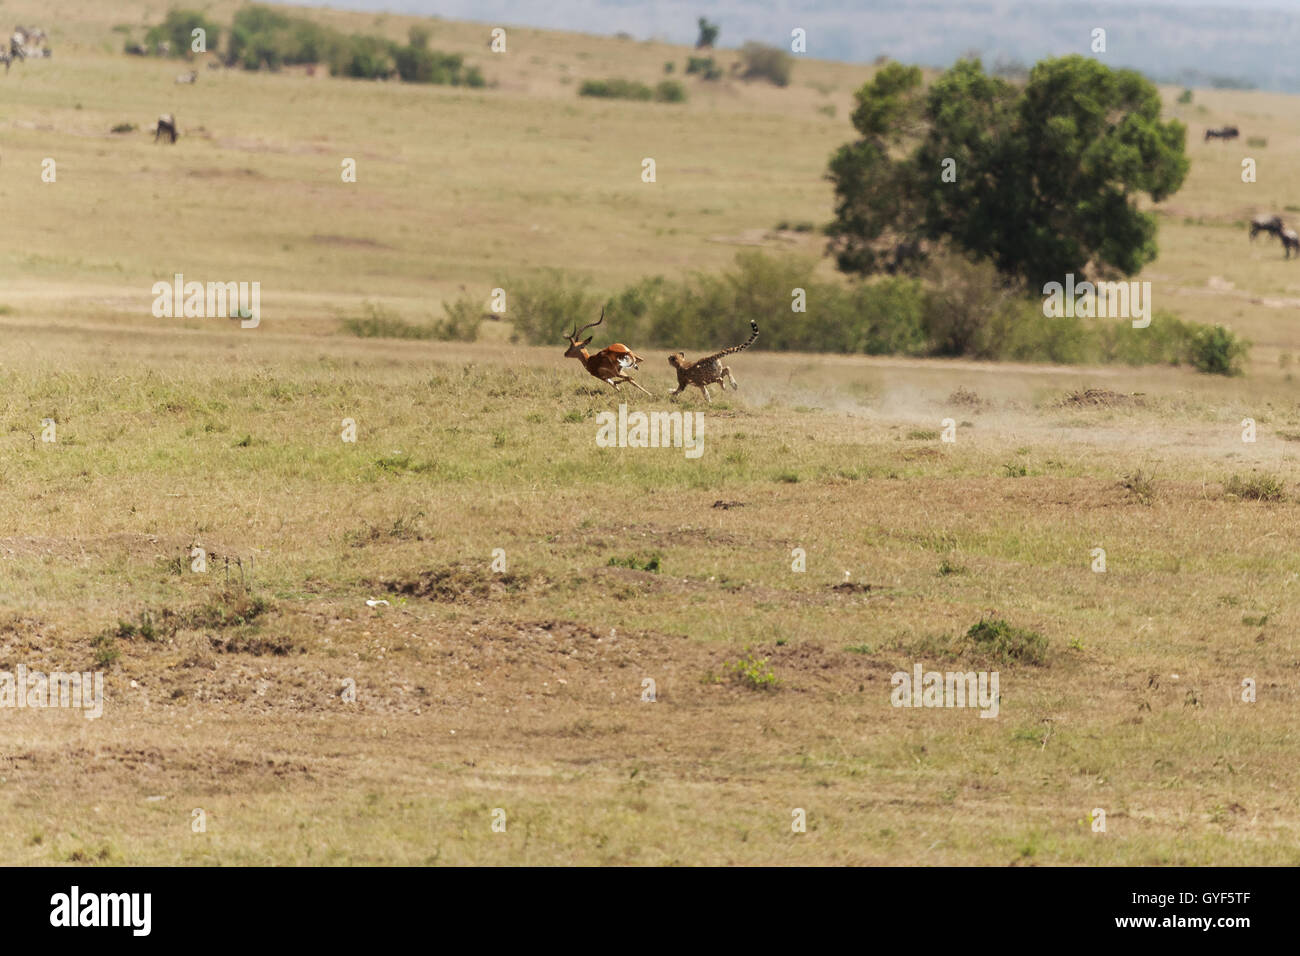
[826,56,1189,288]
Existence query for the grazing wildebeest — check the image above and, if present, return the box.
[125,43,147,56]
[1283,229,1300,259]
[1250,214,1284,241]
[16,27,45,49]
[1205,125,1240,141]
[154,114,178,144]
[175,70,197,84]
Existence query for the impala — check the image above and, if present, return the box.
[563,309,651,395]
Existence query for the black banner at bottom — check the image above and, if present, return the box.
[4,865,1288,943]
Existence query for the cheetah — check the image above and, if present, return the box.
[668,321,758,403]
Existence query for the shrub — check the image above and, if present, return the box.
[608,553,661,573]
[845,277,928,355]
[1122,470,1157,504]
[686,55,722,80]
[508,270,600,344]
[654,80,687,103]
[393,44,436,82]
[991,301,1093,364]
[1191,324,1249,375]
[966,617,1049,665]
[144,9,220,58]
[738,42,792,86]
[727,649,779,690]
[578,78,653,100]
[331,34,396,79]
[1224,473,1285,501]
[1095,311,1197,366]
[393,46,469,84]
[113,611,159,642]
[920,254,1018,358]
[342,303,436,339]
[432,298,482,342]
[226,5,304,68]
[189,590,272,628]
[92,633,120,668]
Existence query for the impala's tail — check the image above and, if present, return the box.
[700,321,758,363]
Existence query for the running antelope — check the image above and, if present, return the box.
[563,308,651,396]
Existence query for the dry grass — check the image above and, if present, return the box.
[0,0,1298,865]
[2,327,1299,864]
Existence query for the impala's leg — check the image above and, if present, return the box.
[621,375,652,396]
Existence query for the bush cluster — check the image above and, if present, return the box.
[341,300,481,342]
[138,10,221,58]
[138,7,485,85]
[738,42,792,86]
[507,251,1247,374]
[578,78,686,103]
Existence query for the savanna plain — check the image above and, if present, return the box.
[1,0,1298,864]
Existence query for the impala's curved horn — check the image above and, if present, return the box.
[574,307,605,340]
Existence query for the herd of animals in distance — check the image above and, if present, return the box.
[1205,125,1300,258]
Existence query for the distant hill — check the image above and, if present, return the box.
[285,0,1300,92]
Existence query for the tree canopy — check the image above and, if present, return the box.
[696,17,719,50]
[826,56,1189,288]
